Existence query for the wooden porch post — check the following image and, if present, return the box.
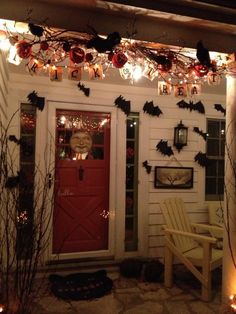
[222,67,236,301]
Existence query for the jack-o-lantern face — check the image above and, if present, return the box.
[69,47,85,64]
[112,52,128,68]
[193,63,209,77]
[70,131,92,154]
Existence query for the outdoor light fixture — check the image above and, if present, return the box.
[174,120,188,152]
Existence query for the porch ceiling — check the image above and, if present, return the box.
[0,0,236,53]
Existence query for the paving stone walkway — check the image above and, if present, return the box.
[33,266,226,314]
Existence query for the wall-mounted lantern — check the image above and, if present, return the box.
[174,120,188,152]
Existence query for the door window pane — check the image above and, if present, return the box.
[205,119,225,201]
[56,110,110,161]
[18,103,37,259]
[125,113,139,252]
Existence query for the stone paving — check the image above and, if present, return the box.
[33,266,226,314]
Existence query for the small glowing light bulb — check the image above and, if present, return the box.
[132,65,142,81]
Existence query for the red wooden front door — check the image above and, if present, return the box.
[53,110,110,254]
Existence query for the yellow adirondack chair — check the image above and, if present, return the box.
[160,197,223,301]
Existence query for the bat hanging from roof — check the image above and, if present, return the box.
[214,103,226,115]
[194,152,210,167]
[78,82,90,97]
[142,160,152,174]
[156,140,174,156]
[114,95,131,116]
[143,101,163,117]
[196,40,211,68]
[176,99,205,114]
[193,127,207,141]
[27,91,45,111]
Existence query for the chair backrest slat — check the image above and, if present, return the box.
[161,197,198,253]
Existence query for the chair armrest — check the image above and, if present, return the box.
[191,223,223,234]
[164,227,217,244]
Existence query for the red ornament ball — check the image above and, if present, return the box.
[112,52,128,68]
[16,40,32,59]
[69,47,85,64]
[85,53,93,62]
[193,63,209,77]
[40,41,49,51]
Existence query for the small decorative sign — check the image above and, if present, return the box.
[88,64,103,80]
[207,72,221,85]
[154,166,193,189]
[143,64,158,81]
[189,83,201,95]
[158,82,172,95]
[174,84,187,97]
[119,62,132,80]
[49,66,63,81]
[68,67,82,81]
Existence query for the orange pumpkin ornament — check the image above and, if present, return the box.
[112,52,128,68]
[69,47,85,64]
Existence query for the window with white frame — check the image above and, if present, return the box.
[125,113,139,251]
[205,119,225,201]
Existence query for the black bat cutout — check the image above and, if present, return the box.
[27,91,45,111]
[214,104,226,116]
[194,152,210,167]
[143,101,163,117]
[193,127,207,141]
[176,100,205,114]
[114,95,131,116]
[142,160,152,174]
[5,171,26,189]
[9,135,20,144]
[156,140,174,156]
[86,29,121,53]
[78,82,90,97]
[9,135,33,156]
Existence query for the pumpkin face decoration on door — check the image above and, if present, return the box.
[70,131,93,159]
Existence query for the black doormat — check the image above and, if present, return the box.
[49,270,113,301]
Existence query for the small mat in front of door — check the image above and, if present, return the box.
[49,270,113,301]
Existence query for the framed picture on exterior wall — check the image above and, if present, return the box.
[154,166,194,189]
